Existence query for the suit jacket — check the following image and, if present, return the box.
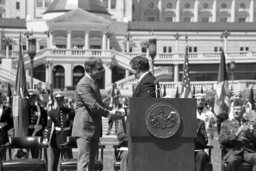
[0,106,13,144]
[219,119,256,156]
[132,72,156,98]
[195,119,208,150]
[72,75,109,139]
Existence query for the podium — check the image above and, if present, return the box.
[128,98,197,171]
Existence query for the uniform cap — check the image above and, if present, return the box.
[27,89,39,98]
[194,93,206,99]
[55,92,64,100]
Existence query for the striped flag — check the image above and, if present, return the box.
[180,46,192,98]
[12,34,29,137]
[214,49,229,119]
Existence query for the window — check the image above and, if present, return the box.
[141,47,147,53]
[238,18,246,22]
[111,0,116,9]
[220,17,228,23]
[183,17,191,22]
[240,47,249,51]
[16,2,20,10]
[37,0,43,7]
[188,46,197,53]
[163,46,172,53]
[214,47,222,52]
[45,0,51,7]
[221,3,227,9]
[184,3,190,9]
[166,3,172,9]
[22,45,26,51]
[148,17,155,21]
[40,45,45,50]
[201,17,209,22]
[132,4,135,13]
[240,3,246,9]
[203,3,209,9]
[165,17,173,22]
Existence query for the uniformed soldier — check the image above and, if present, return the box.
[27,89,48,158]
[43,92,75,171]
[195,93,216,141]
[0,92,13,164]
[219,99,256,171]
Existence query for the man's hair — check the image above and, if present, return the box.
[84,57,103,73]
[233,99,244,107]
[129,56,149,72]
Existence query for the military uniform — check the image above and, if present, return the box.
[44,94,75,171]
[27,90,48,158]
[219,119,256,171]
[195,119,209,171]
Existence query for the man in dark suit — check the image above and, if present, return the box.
[195,119,210,171]
[72,57,121,171]
[0,92,13,163]
[117,55,156,171]
[43,93,75,171]
[219,99,256,171]
[130,56,156,98]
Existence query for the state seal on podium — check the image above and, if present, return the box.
[145,103,181,139]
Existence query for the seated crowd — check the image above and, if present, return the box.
[1,87,256,171]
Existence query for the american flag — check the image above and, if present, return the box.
[180,46,192,98]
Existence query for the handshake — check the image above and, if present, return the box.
[108,109,123,124]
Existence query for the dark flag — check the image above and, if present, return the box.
[180,46,192,98]
[214,48,229,119]
[175,86,179,98]
[249,86,255,110]
[7,83,12,106]
[12,34,29,137]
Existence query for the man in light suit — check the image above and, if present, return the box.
[117,55,156,171]
[72,57,121,171]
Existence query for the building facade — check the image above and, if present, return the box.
[0,0,256,95]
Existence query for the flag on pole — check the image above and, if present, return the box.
[214,48,229,119]
[12,34,29,137]
[249,86,255,110]
[180,46,192,98]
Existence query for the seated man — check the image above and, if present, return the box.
[219,99,256,171]
[195,118,210,171]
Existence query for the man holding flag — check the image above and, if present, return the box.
[214,48,230,134]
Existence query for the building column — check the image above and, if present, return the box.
[231,0,236,22]
[194,0,199,22]
[49,31,53,48]
[64,64,72,87]
[158,0,163,21]
[102,32,107,50]
[212,0,217,22]
[176,0,180,22]
[67,30,71,49]
[174,64,179,82]
[84,31,89,49]
[108,0,111,10]
[104,63,112,88]
[250,0,254,22]
[125,70,129,78]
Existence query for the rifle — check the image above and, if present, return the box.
[32,102,42,136]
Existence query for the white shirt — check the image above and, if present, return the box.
[138,71,150,83]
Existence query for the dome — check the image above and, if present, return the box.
[44,0,109,15]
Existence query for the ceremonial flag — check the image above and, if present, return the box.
[12,34,29,137]
[180,46,192,98]
[249,86,255,110]
[175,86,179,98]
[214,49,229,119]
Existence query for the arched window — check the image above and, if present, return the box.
[53,65,65,89]
[73,65,84,86]
[144,9,158,22]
